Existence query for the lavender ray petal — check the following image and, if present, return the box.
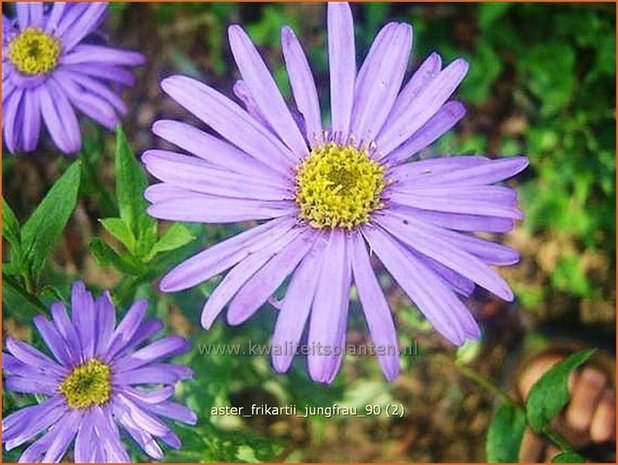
[60,44,145,66]
[271,233,326,373]
[112,335,189,373]
[33,315,72,366]
[114,394,171,436]
[233,79,273,130]
[392,185,518,206]
[327,2,356,138]
[70,281,96,361]
[201,226,305,329]
[226,228,317,325]
[3,88,24,153]
[60,3,108,51]
[95,291,117,357]
[39,80,81,153]
[53,3,90,37]
[21,87,41,152]
[147,195,295,223]
[413,249,475,297]
[5,337,65,374]
[383,101,466,164]
[139,400,198,425]
[115,319,164,358]
[42,410,81,463]
[3,396,67,450]
[65,63,136,86]
[229,25,308,158]
[57,70,127,115]
[122,386,175,404]
[15,3,30,27]
[4,375,59,395]
[307,229,351,383]
[103,299,148,361]
[142,150,292,201]
[74,410,96,463]
[91,405,131,462]
[377,58,468,156]
[112,401,164,460]
[281,26,323,148]
[160,216,297,292]
[161,75,295,176]
[44,2,67,33]
[50,302,82,363]
[152,119,285,182]
[112,364,191,385]
[376,214,514,300]
[363,225,477,345]
[352,23,412,143]
[349,232,400,381]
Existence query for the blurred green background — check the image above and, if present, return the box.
[2,2,616,462]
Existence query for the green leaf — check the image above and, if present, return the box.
[2,273,47,320]
[526,349,596,433]
[90,237,144,275]
[552,452,585,463]
[114,127,157,248]
[486,403,526,463]
[2,197,21,250]
[148,223,195,259]
[100,217,137,253]
[21,162,81,280]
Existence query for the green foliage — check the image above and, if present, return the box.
[552,451,586,463]
[526,349,595,433]
[486,403,526,463]
[90,128,195,287]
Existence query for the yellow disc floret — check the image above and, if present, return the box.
[8,28,61,76]
[295,142,385,229]
[59,359,112,409]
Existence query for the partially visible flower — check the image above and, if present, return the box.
[2,2,144,154]
[144,3,528,383]
[2,282,196,462]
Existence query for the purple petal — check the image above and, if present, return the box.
[115,319,164,358]
[74,410,96,463]
[147,195,294,223]
[64,63,136,86]
[113,400,164,460]
[233,79,272,130]
[201,226,306,329]
[377,58,468,157]
[33,315,72,366]
[15,3,30,27]
[307,229,351,383]
[393,185,517,206]
[60,3,108,51]
[160,75,295,176]
[415,251,476,297]
[57,70,127,114]
[71,281,96,360]
[384,101,466,164]
[351,23,412,143]
[388,203,515,233]
[5,337,65,375]
[376,214,514,300]
[3,88,24,153]
[142,150,291,201]
[3,396,67,451]
[327,2,356,138]
[122,386,175,404]
[271,233,326,373]
[226,229,317,325]
[281,26,323,147]
[21,88,41,152]
[140,400,197,425]
[229,25,308,158]
[161,216,297,292]
[90,405,131,462]
[41,411,81,463]
[349,232,400,381]
[44,2,67,33]
[4,376,58,395]
[384,52,442,128]
[104,299,148,361]
[61,44,145,66]
[39,80,81,153]
[113,335,189,373]
[363,225,478,345]
[152,119,284,183]
[95,291,117,357]
[112,365,186,385]
[50,302,82,363]
[114,394,171,436]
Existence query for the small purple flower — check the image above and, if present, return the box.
[2,282,196,462]
[144,3,528,383]
[2,2,144,154]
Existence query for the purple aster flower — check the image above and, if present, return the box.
[2,2,144,154]
[143,3,528,383]
[2,282,196,462]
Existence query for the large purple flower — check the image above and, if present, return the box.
[143,3,528,383]
[2,282,196,462]
[2,2,144,154]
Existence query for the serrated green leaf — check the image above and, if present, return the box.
[100,217,137,253]
[552,451,585,463]
[115,127,157,248]
[526,349,596,433]
[486,403,526,463]
[90,237,144,275]
[21,162,81,280]
[148,223,195,259]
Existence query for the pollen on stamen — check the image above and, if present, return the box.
[295,142,386,230]
[8,28,61,76]
[58,359,112,409]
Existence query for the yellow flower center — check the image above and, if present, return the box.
[8,28,61,76]
[58,359,112,409]
[295,142,385,229]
